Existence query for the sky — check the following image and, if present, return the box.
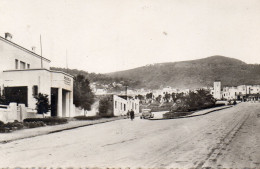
[0,0,260,73]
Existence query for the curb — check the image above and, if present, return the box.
[149,105,233,120]
[0,117,126,144]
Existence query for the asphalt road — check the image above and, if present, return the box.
[0,102,259,168]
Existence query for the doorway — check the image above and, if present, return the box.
[51,88,58,116]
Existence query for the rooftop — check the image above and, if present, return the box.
[0,36,51,63]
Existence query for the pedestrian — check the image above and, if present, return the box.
[130,109,135,120]
[127,110,130,118]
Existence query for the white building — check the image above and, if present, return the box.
[213,81,222,100]
[0,33,74,117]
[113,95,139,116]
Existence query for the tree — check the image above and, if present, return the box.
[171,92,176,102]
[135,94,144,100]
[35,93,50,117]
[146,92,153,99]
[73,75,95,114]
[163,92,171,102]
[98,95,113,117]
[156,95,162,102]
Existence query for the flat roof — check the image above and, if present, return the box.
[0,36,51,62]
[3,68,74,78]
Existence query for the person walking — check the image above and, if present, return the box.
[130,109,135,121]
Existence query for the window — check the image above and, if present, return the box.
[32,85,38,97]
[27,64,30,69]
[15,59,19,69]
[121,103,122,110]
[20,61,26,69]
[124,104,126,111]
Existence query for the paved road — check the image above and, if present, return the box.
[0,102,259,168]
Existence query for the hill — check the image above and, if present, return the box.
[50,67,141,91]
[107,55,260,89]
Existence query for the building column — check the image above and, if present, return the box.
[57,88,62,117]
[69,91,74,117]
[27,86,33,108]
[65,91,70,117]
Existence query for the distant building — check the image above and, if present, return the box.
[212,80,260,101]
[213,81,222,100]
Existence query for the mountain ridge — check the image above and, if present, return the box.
[107,56,260,89]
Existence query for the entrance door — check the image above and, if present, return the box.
[51,88,58,116]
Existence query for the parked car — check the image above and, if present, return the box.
[140,109,154,119]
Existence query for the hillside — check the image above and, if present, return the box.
[107,56,260,89]
[50,67,141,91]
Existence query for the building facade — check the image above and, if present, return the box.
[0,33,74,117]
[113,95,139,116]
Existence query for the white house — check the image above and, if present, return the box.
[113,95,139,116]
[0,33,74,118]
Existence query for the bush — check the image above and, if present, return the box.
[170,89,216,113]
[24,121,46,128]
[24,117,67,125]
[0,121,4,126]
[74,115,102,120]
[98,96,114,117]
[0,121,24,133]
[74,115,115,120]
[35,93,51,115]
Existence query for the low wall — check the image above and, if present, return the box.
[0,108,11,123]
[0,103,50,123]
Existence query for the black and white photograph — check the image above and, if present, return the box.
[0,0,259,168]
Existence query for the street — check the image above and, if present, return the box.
[0,102,259,168]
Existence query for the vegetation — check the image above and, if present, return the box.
[23,117,67,125]
[107,56,260,89]
[170,89,216,112]
[35,93,51,116]
[51,67,140,90]
[98,95,114,117]
[0,117,68,133]
[73,75,95,111]
[74,115,115,120]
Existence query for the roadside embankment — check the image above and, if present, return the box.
[150,105,233,120]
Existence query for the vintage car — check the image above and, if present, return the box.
[140,109,154,119]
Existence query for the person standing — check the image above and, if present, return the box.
[130,109,135,120]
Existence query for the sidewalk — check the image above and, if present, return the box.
[150,105,233,120]
[0,116,126,144]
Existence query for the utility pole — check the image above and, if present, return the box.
[125,85,128,96]
[40,35,43,68]
[66,49,68,73]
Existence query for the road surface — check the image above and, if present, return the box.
[0,102,259,168]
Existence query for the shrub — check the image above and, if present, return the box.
[0,121,24,133]
[170,89,216,113]
[23,121,46,128]
[74,115,102,120]
[34,93,51,116]
[4,121,24,130]
[0,121,4,126]
[24,117,67,125]
[74,115,115,120]
[98,96,114,117]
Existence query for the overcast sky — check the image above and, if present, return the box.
[0,0,260,73]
